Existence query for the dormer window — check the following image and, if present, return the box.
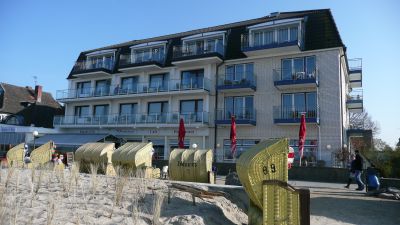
[130,41,166,64]
[242,18,302,51]
[172,31,226,59]
[85,49,116,70]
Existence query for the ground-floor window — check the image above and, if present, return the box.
[169,139,190,150]
[148,139,165,160]
[223,139,259,161]
[289,139,318,165]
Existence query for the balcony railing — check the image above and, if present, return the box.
[273,68,318,86]
[53,112,210,127]
[241,33,300,51]
[273,106,319,124]
[215,108,256,125]
[348,58,362,73]
[347,89,363,101]
[172,42,224,59]
[217,73,256,91]
[71,59,115,74]
[56,78,211,100]
[119,53,165,67]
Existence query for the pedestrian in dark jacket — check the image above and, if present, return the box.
[345,154,356,188]
[354,150,365,191]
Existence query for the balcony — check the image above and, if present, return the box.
[119,53,164,73]
[241,33,301,57]
[273,69,318,90]
[217,74,256,92]
[346,89,363,112]
[215,108,256,125]
[53,112,210,128]
[70,59,114,77]
[56,78,211,102]
[273,106,319,124]
[171,43,224,66]
[348,58,362,88]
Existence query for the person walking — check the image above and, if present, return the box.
[354,150,365,191]
[344,154,356,188]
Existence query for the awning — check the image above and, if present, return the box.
[29,134,114,147]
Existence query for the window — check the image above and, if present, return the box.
[94,79,110,96]
[289,139,318,164]
[281,92,317,118]
[169,139,190,150]
[148,139,165,160]
[223,139,259,160]
[119,103,138,124]
[181,69,204,89]
[120,103,138,115]
[134,46,165,63]
[149,73,168,91]
[253,31,263,47]
[121,76,138,93]
[289,26,298,42]
[75,105,90,124]
[225,63,254,83]
[148,101,168,123]
[224,96,254,120]
[74,106,89,117]
[180,100,203,122]
[281,56,316,80]
[88,54,114,70]
[278,28,289,43]
[93,105,109,124]
[76,82,91,97]
[184,36,223,55]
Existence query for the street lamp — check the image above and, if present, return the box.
[32,130,39,150]
[192,143,198,149]
[326,144,331,150]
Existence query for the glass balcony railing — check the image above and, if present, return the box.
[215,108,256,125]
[217,73,256,90]
[347,89,363,101]
[119,53,165,67]
[53,112,209,127]
[273,106,319,124]
[241,33,300,52]
[172,42,224,59]
[273,68,318,86]
[71,59,115,74]
[56,78,211,100]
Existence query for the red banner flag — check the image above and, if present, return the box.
[298,114,307,166]
[178,118,186,148]
[230,116,237,158]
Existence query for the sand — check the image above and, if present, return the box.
[0,166,399,225]
[0,166,247,225]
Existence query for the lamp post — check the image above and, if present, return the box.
[192,143,198,150]
[32,130,39,150]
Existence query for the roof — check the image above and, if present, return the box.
[29,133,115,147]
[68,9,345,79]
[0,82,61,114]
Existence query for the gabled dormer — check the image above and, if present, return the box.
[241,18,304,56]
[71,49,116,77]
[172,31,226,66]
[119,41,167,73]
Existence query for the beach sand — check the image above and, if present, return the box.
[0,167,398,225]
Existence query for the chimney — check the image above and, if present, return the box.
[34,85,42,103]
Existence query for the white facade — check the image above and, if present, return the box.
[55,13,361,166]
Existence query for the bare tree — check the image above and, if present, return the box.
[349,111,380,135]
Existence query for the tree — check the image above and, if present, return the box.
[396,138,400,149]
[349,111,380,135]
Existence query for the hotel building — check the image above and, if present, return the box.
[54,9,363,166]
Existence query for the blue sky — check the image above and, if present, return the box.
[0,0,399,146]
